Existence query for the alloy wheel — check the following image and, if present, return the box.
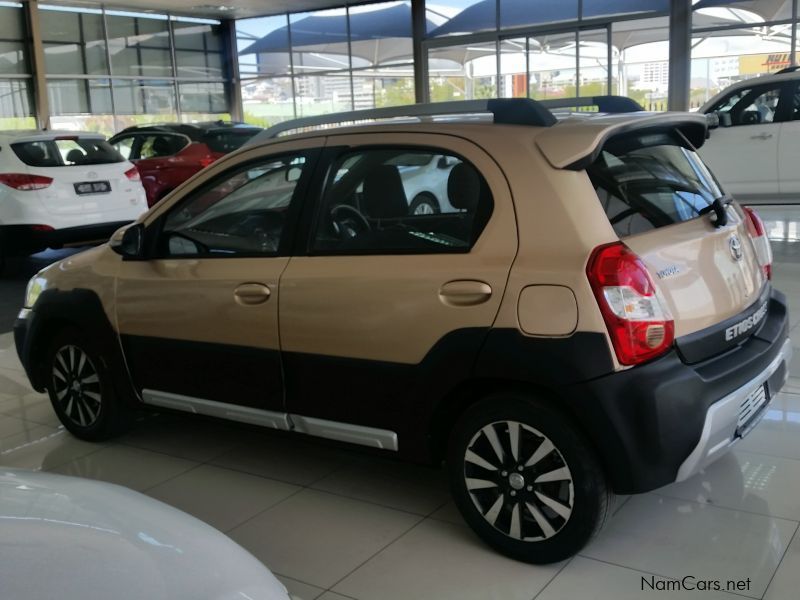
[51,345,102,428]
[463,420,574,541]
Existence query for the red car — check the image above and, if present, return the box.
[109,122,262,207]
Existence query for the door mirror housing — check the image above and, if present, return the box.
[717,111,732,128]
[437,156,450,169]
[110,223,144,258]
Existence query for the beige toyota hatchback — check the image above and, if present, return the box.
[15,98,791,564]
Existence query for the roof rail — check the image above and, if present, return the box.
[260,98,557,139]
[538,95,644,113]
[775,65,800,74]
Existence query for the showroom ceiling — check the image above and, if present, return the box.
[41,0,372,20]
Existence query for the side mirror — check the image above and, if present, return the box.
[286,166,302,182]
[110,223,144,258]
[437,156,450,169]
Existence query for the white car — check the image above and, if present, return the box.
[393,153,460,214]
[0,130,147,266]
[700,67,800,203]
[0,469,289,600]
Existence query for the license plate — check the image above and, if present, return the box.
[74,181,111,195]
[737,383,769,433]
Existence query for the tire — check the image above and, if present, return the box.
[409,193,440,215]
[447,393,612,564]
[44,327,133,441]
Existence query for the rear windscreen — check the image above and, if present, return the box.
[203,130,259,154]
[12,138,124,167]
[587,131,723,237]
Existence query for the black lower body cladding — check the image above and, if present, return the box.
[567,288,789,494]
[0,221,132,256]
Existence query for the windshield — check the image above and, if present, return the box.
[587,131,723,238]
[12,138,124,167]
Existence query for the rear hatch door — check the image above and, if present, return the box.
[585,128,767,361]
[12,135,140,219]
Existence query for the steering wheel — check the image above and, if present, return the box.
[330,204,371,239]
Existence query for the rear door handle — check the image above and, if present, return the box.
[750,133,773,140]
[439,280,492,306]
[234,283,271,305]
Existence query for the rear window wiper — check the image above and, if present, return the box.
[699,194,733,228]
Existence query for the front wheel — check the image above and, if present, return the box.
[45,328,133,441]
[447,394,611,563]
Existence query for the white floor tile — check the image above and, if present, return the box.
[428,500,462,525]
[334,519,562,600]
[212,434,357,487]
[0,425,102,470]
[311,457,449,515]
[317,593,356,600]
[275,575,325,600]
[738,392,800,460]
[539,556,751,600]
[660,450,800,521]
[0,414,44,439]
[763,528,800,599]
[51,445,198,491]
[146,463,299,532]
[228,489,420,589]
[2,399,61,428]
[583,494,796,597]
[0,367,35,399]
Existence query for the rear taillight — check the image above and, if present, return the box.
[743,207,772,280]
[0,173,53,191]
[124,166,140,182]
[587,242,675,366]
[198,156,216,168]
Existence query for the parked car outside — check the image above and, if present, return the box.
[109,122,262,207]
[0,130,147,269]
[700,66,800,203]
[0,468,289,600]
[15,99,791,564]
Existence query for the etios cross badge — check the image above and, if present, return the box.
[729,234,743,261]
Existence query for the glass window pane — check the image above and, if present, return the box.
[583,0,668,20]
[47,79,112,115]
[112,79,177,123]
[0,79,32,121]
[694,0,793,25]
[291,9,349,73]
[428,42,498,101]
[499,38,526,98]
[528,33,577,100]
[41,8,107,75]
[348,2,412,67]
[0,41,28,75]
[176,50,224,79]
[237,15,291,77]
[164,154,308,257]
[178,81,227,114]
[172,20,223,52]
[294,74,353,116]
[241,77,295,127]
[0,5,24,40]
[579,29,610,96]
[427,0,495,37]
[352,67,415,108]
[500,0,578,30]
[613,19,670,111]
[690,27,794,108]
[107,14,172,77]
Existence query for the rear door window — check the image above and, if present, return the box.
[587,132,723,237]
[203,129,260,154]
[709,84,785,126]
[12,138,124,167]
[139,134,188,159]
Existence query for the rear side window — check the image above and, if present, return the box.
[139,134,188,159]
[203,130,260,154]
[310,147,493,255]
[587,132,723,237]
[12,138,124,167]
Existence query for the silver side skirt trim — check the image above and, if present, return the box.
[141,389,399,451]
[291,415,398,451]
[142,389,291,431]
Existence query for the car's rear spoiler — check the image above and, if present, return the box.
[535,113,709,171]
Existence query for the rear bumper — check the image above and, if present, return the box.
[568,286,790,494]
[0,221,132,256]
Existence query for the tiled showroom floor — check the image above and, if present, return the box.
[1,206,799,600]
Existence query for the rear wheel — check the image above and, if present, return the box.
[45,328,133,441]
[447,394,611,563]
[409,193,440,215]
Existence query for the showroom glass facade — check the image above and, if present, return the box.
[0,2,34,129]
[41,5,229,135]
[236,2,415,127]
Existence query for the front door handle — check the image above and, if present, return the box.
[234,283,271,305]
[439,280,492,306]
[750,133,773,140]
